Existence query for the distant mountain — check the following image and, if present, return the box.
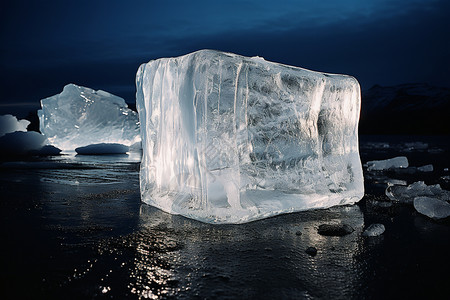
[359,83,450,134]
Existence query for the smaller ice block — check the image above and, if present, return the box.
[38,84,140,150]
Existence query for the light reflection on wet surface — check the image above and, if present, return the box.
[71,202,367,299]
[1,136,449,299]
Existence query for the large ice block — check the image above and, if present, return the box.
[136,50,364,224]
[38,84,140,150]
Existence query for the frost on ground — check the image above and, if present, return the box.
[136,49,364,224]
[38,84,141,150]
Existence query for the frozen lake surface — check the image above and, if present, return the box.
[1,135,449,299]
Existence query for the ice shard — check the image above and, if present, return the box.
[38,84,140,150]
[136,50,364,224]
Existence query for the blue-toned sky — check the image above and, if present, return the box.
[1,0,449,114]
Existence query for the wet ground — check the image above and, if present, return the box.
[1,135,449,299]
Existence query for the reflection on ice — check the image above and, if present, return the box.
[0,150,141,186]
[38,84,141,150]
[122,203,366,298]
[66,202,366,299]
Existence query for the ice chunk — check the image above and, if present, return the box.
[393,164,434,174]
[29,145,61,156]
[392,166,434,175]
[386,181,450,203]
[38,84,140,150]
[414,197,450,219]
[317,223,355,236]
[360,142,390,150]
[305,247,317,256]
[0,114,30,137]
[75,143,129,155]
[362,223,385,237]
[417,164,433,172]
[136,50,364,224]
[386,179,407,186]
[0,131,46,156]
[366,156,408,171]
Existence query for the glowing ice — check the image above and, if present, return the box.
[38,84,140,150]
[136,50,364,224]
[386,181,450,204]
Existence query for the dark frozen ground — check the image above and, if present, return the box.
[1,135,449,299]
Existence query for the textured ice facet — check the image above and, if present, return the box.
[38,84,140,150]
[136,50,364,224]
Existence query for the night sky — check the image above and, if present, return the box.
[1,0,449,116]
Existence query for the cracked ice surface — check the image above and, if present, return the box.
[136,50,364,224]
[38,84,140,150]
